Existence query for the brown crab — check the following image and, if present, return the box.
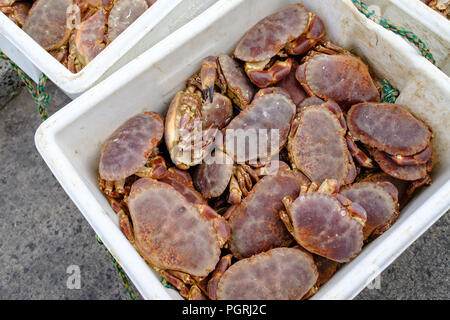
[23,0,72,51]
[98,112,166,198]
[296,41,380,109]
[225,168,310,259]
[208,247,318,300]
[223,90,296,164]
[280,179,367,263]
[287,99,357,187]
[0,0,32,27]
[21,0,153,72]
[119,178,230,299]
[199,54,256,109]
[68,0,153,72]
[341,181,399,240]
[346,102,433,181]
[233,3,325,88]
[165,66,233,170]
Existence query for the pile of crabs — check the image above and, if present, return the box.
[97,4,434,300]
[0,0,157,72]
[421,0,449,18]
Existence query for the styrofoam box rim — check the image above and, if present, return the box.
[0,0,183,96]
[35,0,450,300]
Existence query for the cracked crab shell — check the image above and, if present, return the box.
[228,170,310,259]
[287,192,364,262]
[347,103,432,156]
[127,178,221,277]
[23,0,72,50]
[216,247,318,300]
[341,181,398,239]
[288,104,356,186]
[99,112,164,181]
[298,54,379,108]
[224,92,296,162]
[233,3,310,62]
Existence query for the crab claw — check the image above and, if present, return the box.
[201,56,218,103]
[245,58,293,88]
[285,13,326,55]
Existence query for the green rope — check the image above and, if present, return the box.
[95,235,138,300]
[351,0,436,65]
[380,78,400,103]
[0,50,50,121]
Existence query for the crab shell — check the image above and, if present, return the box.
[23,0,73,50]
[347,103,432,157]
[296,54,380,108]
[227,170,310,259]
[216,247,318,300]
[127,178,226,277]
[164,91,203,169]
[72,9,107,67]
[200,92,233,130]
[233,4,310,62]
[99,112,164,181]
[283,187,365,262]
[217,54,255,109]
[107,0,148,43]
[224,92,296,163]
[288,103,356,186]
[341,181,399,239]
[193,150,234,199]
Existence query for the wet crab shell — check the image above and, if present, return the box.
[286,192,364,263]
[216,247,318,300]
[288,104,356,186]
[234,4,310,62]
[347,103,432,157]
[23,0,73,50]
[227,170,310,259]
[99,112,164,181]
[127,179,222,277]
[107,0,149,43]
[341,181,399,239]
[296,54,380,108]
[224,92,296,163]
[217,54,255,109]
[193,150,234,199]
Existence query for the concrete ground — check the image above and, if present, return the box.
[0,81,448,300]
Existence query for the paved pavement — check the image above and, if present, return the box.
[0,82,448,300]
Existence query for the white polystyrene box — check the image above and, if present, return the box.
[363,0,450,76]
[35,0,450,300]
[0,0,218,98]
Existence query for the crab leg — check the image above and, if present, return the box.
[285,14,326,55]
[207,254,232,300]
[200,56,218,103]
[245,58,293,88]
[346,134,374,168]
[387,145,432,166]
